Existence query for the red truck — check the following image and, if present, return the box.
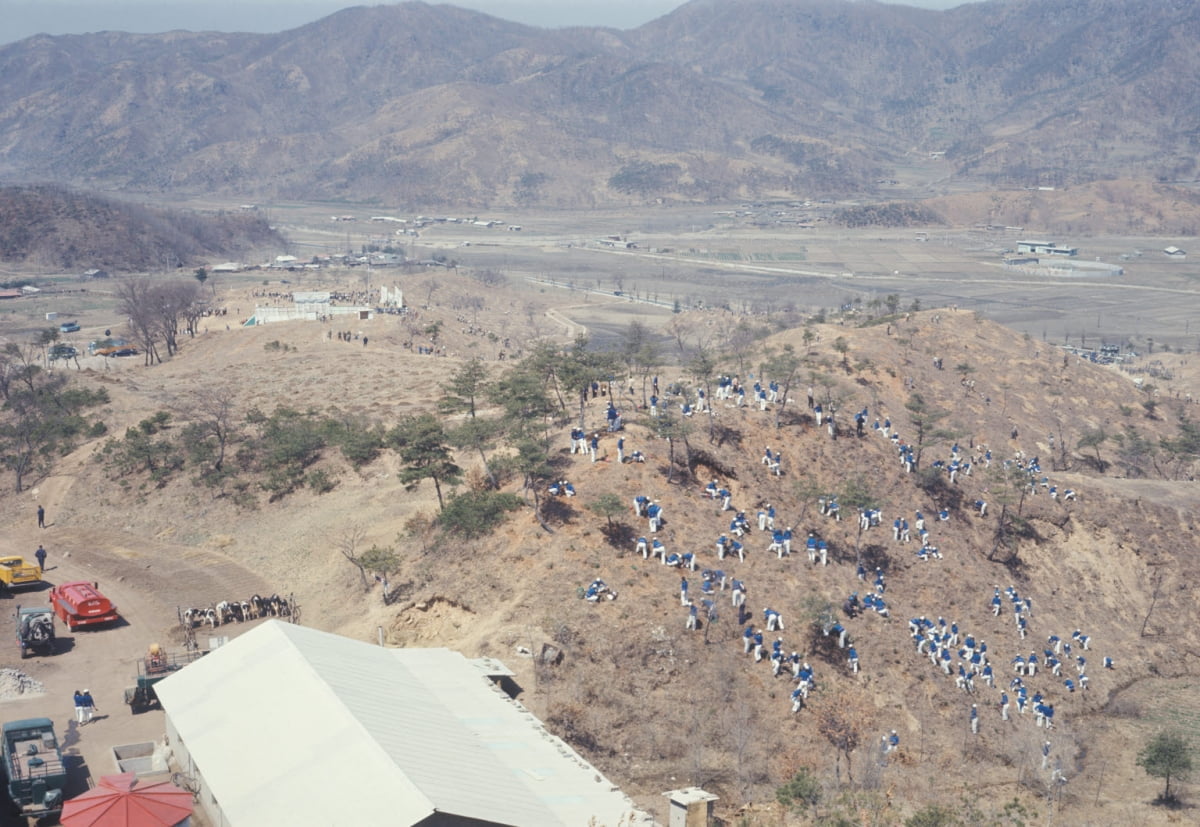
[48,582,119,629]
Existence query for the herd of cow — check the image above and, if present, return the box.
[181,594,293,628]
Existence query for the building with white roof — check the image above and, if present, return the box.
[154,621,651,827]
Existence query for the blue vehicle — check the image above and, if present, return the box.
[58,321,80,333]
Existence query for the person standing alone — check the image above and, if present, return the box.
[34,545,46,573]
[37,504,45,529]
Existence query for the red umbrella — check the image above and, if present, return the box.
[62,772,193,827]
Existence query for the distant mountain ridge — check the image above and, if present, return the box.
[0,0,1196,208]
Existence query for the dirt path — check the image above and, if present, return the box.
[0,516,272,824]
[545,306,588,339]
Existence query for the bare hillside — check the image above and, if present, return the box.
[2,0,1200,206]
[3,288,1199,823]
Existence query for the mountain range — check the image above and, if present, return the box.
[0,0,1197,208]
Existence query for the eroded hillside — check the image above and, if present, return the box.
[6,290,1199,824]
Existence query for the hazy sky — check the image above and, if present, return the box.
[1,0,974,45]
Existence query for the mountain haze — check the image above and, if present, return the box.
[0,0,1197,207]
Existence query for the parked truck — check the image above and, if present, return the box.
[0,556,41,591]
[15,606,55,658]
[49,581,119,629]
[2,718,66,820]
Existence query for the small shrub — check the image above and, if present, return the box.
[306,469,337,494]
[905,804,957,827]
[776,767,822,811]
[438,490,523,539]
[325,420,385,468]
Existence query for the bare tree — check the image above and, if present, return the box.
[814,691,873,786]
[156,280,200,357]
[336,525,371,589]
[175,385,241,488]
[422,278,441,308]
[182,288,210,338]
[461,295,484,326]
[762,344,803,429]
[117,278,202,362]
[116,278,162,365]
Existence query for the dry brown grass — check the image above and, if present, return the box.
[1,273,1198,824]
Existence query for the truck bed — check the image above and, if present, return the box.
[9,737,64,781]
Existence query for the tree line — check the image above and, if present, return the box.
[0,336,109,492]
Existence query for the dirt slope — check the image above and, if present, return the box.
[1,292,1198,825]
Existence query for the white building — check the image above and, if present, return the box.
[379,285,405,308]
[1016,240,1078,257]
[154,621,651,827]
[247,292,373,325]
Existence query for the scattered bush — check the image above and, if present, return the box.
[905,804,957,827]
[776,767,822,811]
[437,489,524,539]
[608,161,682,195]
[323,417,386,468]
[98,413,184,486]
[306,469,337,494]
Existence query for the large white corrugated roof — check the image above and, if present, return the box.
[155,621,649,827]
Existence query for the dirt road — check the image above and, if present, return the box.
[0,498,272,824]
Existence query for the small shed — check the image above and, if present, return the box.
[664,786,719,827]
[61,773,192,827]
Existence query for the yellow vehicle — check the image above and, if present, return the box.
[0,557,42,590]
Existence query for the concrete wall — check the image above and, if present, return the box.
[248,306,373,325]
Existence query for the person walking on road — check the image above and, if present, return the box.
[37,504,45,529]
[81,689,97,724]
[34,545,46,572]
[73,690,85,724]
